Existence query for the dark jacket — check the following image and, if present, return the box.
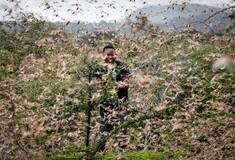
[94,60,130,101]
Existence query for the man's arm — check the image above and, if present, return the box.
[116,68,130,89]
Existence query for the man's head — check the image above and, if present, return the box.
[103,45,116,63]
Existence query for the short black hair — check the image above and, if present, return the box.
[103,45,115,53]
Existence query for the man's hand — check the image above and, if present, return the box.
[116,80,129,89]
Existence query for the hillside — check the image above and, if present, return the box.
[129,3,233,33]
[1,3,233,36]
[129,3,219,23]
[0,19,234,159]
[54,3,234,36]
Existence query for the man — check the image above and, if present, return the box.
[94,45,130,149]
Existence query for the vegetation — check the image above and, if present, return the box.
[0,7,235,160]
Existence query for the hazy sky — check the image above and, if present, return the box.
[1,0,234,22]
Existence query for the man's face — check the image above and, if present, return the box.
[104,48,116,63]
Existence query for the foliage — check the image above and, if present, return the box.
[102,150,186,160]
[0,14,235,160]
[45,150,184,160]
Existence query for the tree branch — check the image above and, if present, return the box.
[203,5,235,23]
[80,103,174,159]
[9,85,29,156]
[161,73,177,103]
[175,5,235,33]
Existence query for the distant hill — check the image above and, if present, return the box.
[167,11,232,34]
[1,3,234,35]
[61,3,233,35]
[129,3,233,34]
[130,3,221,23]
